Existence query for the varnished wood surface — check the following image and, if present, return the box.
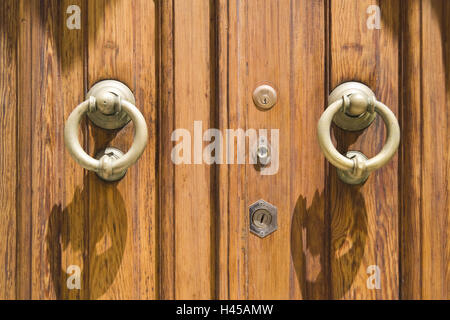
[172,0,215,299]
[0,0,448,300]
[419,0,449,299]
[401,0,423,300]
[401,0,449,300]
[330,0,400,299]
[158,0,176,300]
[16,0,33,300]
[223,0,327,299]
[8,0,158,299]
[0,0,17,300]
[86,0,158,300]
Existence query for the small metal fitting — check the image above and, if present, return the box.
[249,200,277,238]
[252,136,271,167]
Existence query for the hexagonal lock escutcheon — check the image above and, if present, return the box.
[249,200,277,238]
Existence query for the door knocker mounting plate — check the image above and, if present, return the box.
[86,80,136,130]
[328,82,377,131]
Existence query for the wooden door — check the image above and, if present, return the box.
[0,0,448,300]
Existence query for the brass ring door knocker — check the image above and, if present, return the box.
[64,80,148,181]
[317,82,400,185]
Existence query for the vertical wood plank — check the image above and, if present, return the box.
[16,0,32,299]
[400,0,422,300]
[87,0,134,299]
[225,0,326,299]
[446,0,450,300]
[22,0,88,300]
[173,0,215,299]
[216,0,230,300]
[133,0,158,300]
[50,0,88,300]
[87,0,157,299]
[420,0,449,299]
[30,0,65,299]
[246,0,293,299]
[226,0,248,299]
[159,0,176,300]
[0,0,17,300]
[329,0,400,299]
[289,0,328,300]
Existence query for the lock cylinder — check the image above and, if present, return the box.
[249,200,277,238]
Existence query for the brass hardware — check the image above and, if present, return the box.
[336,151,370,185]
[328,82,377,131]
[253,85,277,110]
[249,200,277,238]
[318,81,400,185]
[86,80,136,130]
[64,80,148,182]
[94,147,127,182]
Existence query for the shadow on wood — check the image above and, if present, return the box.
[46,174,127,299]
[46,126,127,299]
[291,187,367,299]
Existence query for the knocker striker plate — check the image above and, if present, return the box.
[95,147,127,182]
[86,80,135,130]
[337,151,370,185]
[328,82,377,131]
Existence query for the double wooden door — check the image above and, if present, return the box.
[0,0,448,300]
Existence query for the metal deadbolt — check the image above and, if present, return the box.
[249,200,277,238]
[253,85,277,110]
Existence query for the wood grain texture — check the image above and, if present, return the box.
[87,0,157,299]
[216,0,230,300]
[289,0,328,300]
[0,0,18,300]
[329,0,400,299]
[172,0,215,299]
[420,0,449,299]
[19,0,90,300]
[225,0,248,299]
[88,0,134,299]
[158,0,176,300]
[30,0,65,299]
[133,0,158,300]
[400,0,422,300]
[16,0,33,299]
[48,0,87,300]
[224,0,327,299]
[401,0,449,300]
[1,0,449,300]
[6,0,158,300]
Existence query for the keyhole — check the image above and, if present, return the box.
[252,85,277,110]
[252,209,272,229]
[260,95,269,105]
